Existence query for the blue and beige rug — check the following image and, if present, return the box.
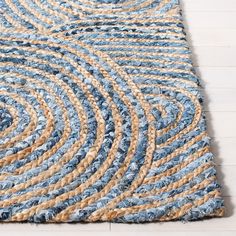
[0,0,225,222]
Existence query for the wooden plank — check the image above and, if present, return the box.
[181,0,236,12]
[211,138,236,165]
[205,111,236,138]
[183,12,236,29]
[0,222,110,232]
[187,29,236,47]
[3,231,236,236]
[217,165,235,196]
[203,88,236,112]
[195,67,236,89]
[190,47,236,67]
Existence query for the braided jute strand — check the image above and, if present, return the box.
[0,0,224,223]
[0,70,86,175]
[0,89,51,151]
[89,171,218,221]
[0,103,19,139]
[5,35,156,222]
[52,147,212,222]
[0,36,140,194]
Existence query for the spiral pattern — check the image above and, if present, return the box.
[0,0,224,223]
[0,0,179,31]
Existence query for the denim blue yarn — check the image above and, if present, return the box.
[0,107,13,132]
[0,0,224,223]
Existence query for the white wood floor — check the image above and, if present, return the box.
[1,0,236,235]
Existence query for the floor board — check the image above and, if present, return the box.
[183,12,236,29]
[211,138,236,165]
[191,47,236,67]
[189,29,236,46]
[195,67,236,89]
[181,0,236,12]
[204,88,236,112]
[3,231,236,236]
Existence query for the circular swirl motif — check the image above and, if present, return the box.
[0,106,13,132]
[0,1,224,223]
[0,32,157,222]
[0,0,178,31]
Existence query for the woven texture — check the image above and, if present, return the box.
[0,0,224,223]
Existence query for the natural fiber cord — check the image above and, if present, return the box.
[0,0,225,223]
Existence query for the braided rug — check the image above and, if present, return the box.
[0,0,225,223]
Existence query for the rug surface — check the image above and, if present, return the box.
[0,0,225,223]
